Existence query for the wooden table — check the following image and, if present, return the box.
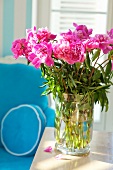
[30,127,113,170]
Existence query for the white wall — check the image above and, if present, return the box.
[32,0,50,29]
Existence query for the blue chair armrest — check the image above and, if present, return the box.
[44,107,55,127]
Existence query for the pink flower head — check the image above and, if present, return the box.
[53,40,85,64]
[60,29,74,43]
[26,26,56,45]
[94,34,109,42]
[84,38,99,52]
[99,42,113,54]
[26,26,39,46]
[28,42,54,68]
[37,27,57,42]
[73,23,93,40]
[94,34,113,54]
[11,38,29,58]
[26,26,37,39]
[107,28,113,39]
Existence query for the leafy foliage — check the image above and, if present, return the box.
[41,52,113,112]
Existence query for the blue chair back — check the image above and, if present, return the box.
[0,63,48,145]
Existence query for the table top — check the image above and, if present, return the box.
[30,127,113,170]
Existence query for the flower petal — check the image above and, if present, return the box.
[44,146,52,153]
[55,154,63,160]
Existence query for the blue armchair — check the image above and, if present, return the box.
[0,63,55,170]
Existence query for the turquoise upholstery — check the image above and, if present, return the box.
[0,63,55,170]
[0,148,33,170]
[1,104,46,156]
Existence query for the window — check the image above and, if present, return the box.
[50,0,108,35]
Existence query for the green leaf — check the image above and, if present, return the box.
[82,77,88,83]
[95,85,110,91]
[40,82,48,88]
[88,84,110,91]
[75,62,81,71]
[98,90,109,112]
[56,85,61,92]
[105,60,112,77]
[41,87,51,95]
[41,63,45,76]
[27,60,30,65]
[85,52,91,70]
[92,49,100,62]
[69,75,77,88]
[108,49,113,59]
[93,69,101,80]
[74,80,82,84]
[98,64,105,78]
[94,92,99,103]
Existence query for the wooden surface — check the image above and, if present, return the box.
[30,127,113,170]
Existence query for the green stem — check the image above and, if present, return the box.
[97,58,109,69]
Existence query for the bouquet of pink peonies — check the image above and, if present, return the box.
[11,23,113,111]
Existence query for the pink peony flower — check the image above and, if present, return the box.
[26,26,39,46]
[53,40,85,64]
[37,27,57,42]
[94,34,113,54]
[94,34,109,42]
[99,41,113,54]
[11,38,30,59]
[107,28,113,39]
[28,42,54,68]
[60,30,74,43]
[73,22,93,40]
[83,38,99,52]
[26,26,57,47]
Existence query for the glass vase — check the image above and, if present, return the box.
[54,93,94,156]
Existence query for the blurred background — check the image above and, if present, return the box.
[0,0,113,132]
